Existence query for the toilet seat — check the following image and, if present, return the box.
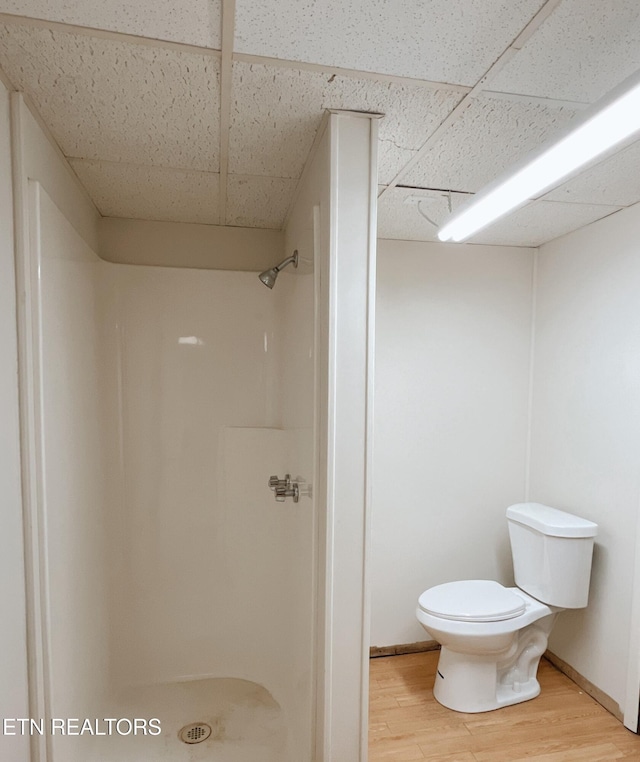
[418,580,526,623]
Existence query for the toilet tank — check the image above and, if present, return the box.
[507,503,598,608]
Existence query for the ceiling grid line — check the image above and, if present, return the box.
[218,0,236,226]
[64,155,221,178]
[378,0,565,201]
[481,89,588,109]
[0,12,223,56]
[232,52,471,94]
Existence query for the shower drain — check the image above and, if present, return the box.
[178,722,212,744]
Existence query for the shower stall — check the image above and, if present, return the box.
[12,100,378,762]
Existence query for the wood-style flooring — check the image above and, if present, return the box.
[369,651,640,761]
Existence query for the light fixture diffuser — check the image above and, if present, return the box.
[438,73,640,243]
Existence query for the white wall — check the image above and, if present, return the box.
[371,239,535,648]
[529,203,640,718]
[0,74,30,762]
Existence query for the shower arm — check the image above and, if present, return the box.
[274,252,298,273]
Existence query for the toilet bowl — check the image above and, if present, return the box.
[416,580,558,712]
[416,503,597,713]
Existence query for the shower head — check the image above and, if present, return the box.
[258,267,278,289]
[258,251,298,289]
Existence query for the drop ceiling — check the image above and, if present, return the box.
[0,0,639,247]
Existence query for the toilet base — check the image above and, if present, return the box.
[433,619,552,713]
[434,647,541,713]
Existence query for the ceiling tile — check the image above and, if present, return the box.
[230,62,462,183]
[543,140,640,207]
[469,200,621,247]
[378,143,420,187]
[490,0,640,103]
[378,188,622,248]
[0,0,222,48]
[70,159,220,224]
[0,23,220,170]
[235,0,545,85]
[403,94,579,192]
[226,175,297,229]
[377,186,469,241]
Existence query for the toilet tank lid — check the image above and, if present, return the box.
[507,503,598,538]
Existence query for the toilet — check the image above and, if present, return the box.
[416,503,598,713]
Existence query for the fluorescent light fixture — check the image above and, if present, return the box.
[438,74,640,242]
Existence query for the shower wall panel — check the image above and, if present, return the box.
[0,77,29,761]
[26,182,116,761]
[109,266,282,682]
[271,269,316,756]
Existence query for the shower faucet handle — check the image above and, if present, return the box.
[269,474,291,490]
[268,474,300,503]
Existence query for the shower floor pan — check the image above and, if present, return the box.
[49,677,288,761]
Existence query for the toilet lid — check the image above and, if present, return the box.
[418,580,526,622]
